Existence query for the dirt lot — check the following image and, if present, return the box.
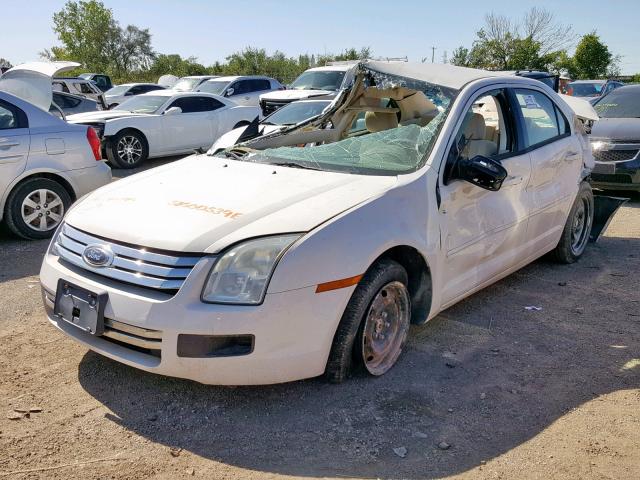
[1,160,639,479]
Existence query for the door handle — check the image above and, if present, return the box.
[0,142,19,149]
[565,151,580,161]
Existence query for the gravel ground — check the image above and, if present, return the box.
[0,161,638,479]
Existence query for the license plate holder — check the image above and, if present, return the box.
[53,280,106,336]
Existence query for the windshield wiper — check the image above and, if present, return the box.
[269,161,322,171]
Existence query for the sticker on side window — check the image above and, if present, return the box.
[522,95,541,109]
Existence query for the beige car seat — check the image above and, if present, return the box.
[463,113,497,159]
[365,111,399,133]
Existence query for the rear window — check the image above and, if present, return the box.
[568,82,602,97]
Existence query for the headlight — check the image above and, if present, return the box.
[47,222,65,256]
[591,140,606,152]
[201,235,300,305]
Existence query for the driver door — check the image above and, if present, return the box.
[438,88,532,307]
[161,96,215,152]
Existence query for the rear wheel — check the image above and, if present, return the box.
[325,259,411,383]
[106,130,148,169]
[4,178,71,240]
[552,181,594,263]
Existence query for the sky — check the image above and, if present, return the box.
[2,0,639,74]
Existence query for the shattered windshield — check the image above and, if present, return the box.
[235,69,455,176]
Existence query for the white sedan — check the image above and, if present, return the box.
[41,62,617,385]
[67,91,260,168]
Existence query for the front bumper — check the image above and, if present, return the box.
[40,251,353,385]
[590,157,640,191]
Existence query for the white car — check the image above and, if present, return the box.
[172,75,219,92]
[41,61,611,385]
[52,74,107,110]
[211,99,332,152]
[66,90,260,168]
[104,83,165,108]
[196,76,283,107]
[0,62,111,239]
[259,64,354,115]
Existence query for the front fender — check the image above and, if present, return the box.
[267,173,441,312]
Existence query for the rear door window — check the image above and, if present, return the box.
[512,89,568,148]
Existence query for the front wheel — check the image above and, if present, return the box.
[106,130,148,169]
[552,181,594,263]
[325,259,411,383]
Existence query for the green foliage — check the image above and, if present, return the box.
[46,0,154,81]
[573,32,612,79]
[43,3,370,84]
[451,9,618,80]
[0,57,13,69]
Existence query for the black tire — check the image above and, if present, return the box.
[325,259,410,383]
[233,121,251,129]
[552,181,594,263]
[4,177,72,240]
[106,130,148,169]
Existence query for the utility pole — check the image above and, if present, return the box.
[431,46,436,63]
[442,50,448,64]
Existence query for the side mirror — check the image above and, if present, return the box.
[224,87,235,97]
[457,155,508,191]
[164,106,182,116]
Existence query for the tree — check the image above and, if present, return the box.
[573,32,612,79]
[0,58,13,69]
[148,54,206,79]
[50,0,117,72]
[457,8,575,71]
[450,46,471,66]
[108,25,155,76]
[46,0,154,79]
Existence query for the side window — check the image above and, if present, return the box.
[169,96,223,113]
[0,104,18,129]
[145,85,164,93]
[75,82,94,94]
[129,86,143,95]
[231,81,250,95]
[0,100,27,130]
[94,76,108,88]
[53,81,69,93]
[250,79,271,92]
[455,90,513,162]
[513,89,568,148]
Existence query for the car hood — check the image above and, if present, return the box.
[591,117,640,141]
[0,61,80,111]
[65,154,397,253]
[260,89,335,101]
[67,110,152,123]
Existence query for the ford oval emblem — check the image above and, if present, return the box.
[82,244,114,268]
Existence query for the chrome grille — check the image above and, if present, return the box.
[593,149,639,163]
[55,224,203,292]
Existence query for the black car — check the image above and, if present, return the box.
[78,73,113,92]
[514,70,559,91]
[590,85,640,191]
